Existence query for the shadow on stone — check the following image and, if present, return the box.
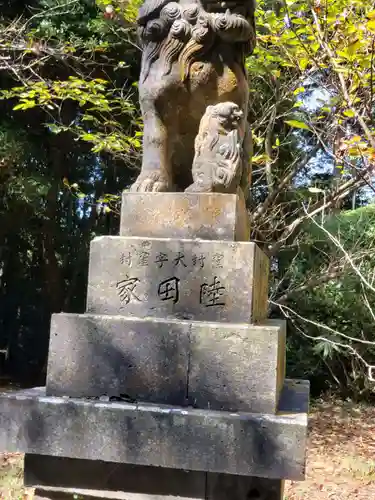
[87,322,188,406]
[47,314,190,406]
[26,455,284,500]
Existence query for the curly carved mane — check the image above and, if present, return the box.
[137,1,256,82]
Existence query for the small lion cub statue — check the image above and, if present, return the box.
[186,102,244,194]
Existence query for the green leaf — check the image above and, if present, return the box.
[292,18,307,25]
[343,109,356,118]
[81,133,95,141]
[293,86,306,95]
[47,123,64,134]
[251,154,269,164]
[347,40,361,57]
[285,119,311,131]
[13,100,36,111]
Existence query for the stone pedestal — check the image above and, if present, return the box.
[0,192,309,500]
[120,192,250,241]
[47,314,285,413]
[86,237,269,323]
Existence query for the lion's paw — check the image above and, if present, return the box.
[130,171,171,192]
[185,181,212,193]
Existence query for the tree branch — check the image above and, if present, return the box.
[310,4,375,150]
[251,145,320,224]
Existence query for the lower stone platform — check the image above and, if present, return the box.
[33,489,140,500]
[26,456,284,500]
[33,481,283,500]
[0,384,308,480]
[33,478,283,500]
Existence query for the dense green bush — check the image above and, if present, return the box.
[276,206,375,399]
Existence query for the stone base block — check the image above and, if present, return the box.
[0,385,308,480]
[188,319,285,413]
[86,236,269,323]
[47,314,190,405]
[120,192,250,242]
[47,314,285,414]
[26,457,284,499]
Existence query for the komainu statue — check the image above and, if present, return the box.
[130,0,256,196]
[186,102,244,194]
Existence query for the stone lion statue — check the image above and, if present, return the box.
[186,102,244,193]
[130,0,256,197]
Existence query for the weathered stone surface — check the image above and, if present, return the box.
[120,193,250,242]
[47,314,189,403]
[47,314,284,413]
[0,386,308,479]
[186,104,245,196]
[86,236,269,324]
[278,380,310,414]
[33,480,283,500]
[251,243,270,321]
[26,457,283,500]
[206,474,284,500]
[25,456,205,497]
[188,320,286,413]
[33,488,136,500]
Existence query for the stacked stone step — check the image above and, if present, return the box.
[0,193,309,500]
